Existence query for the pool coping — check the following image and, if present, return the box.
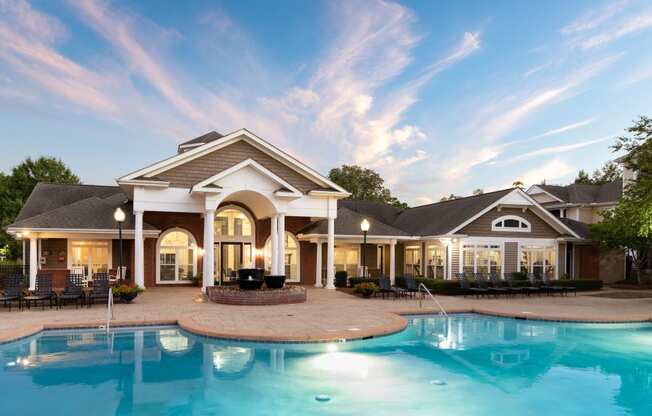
[2,307,651,345]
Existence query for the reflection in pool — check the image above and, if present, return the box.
[1,315,651,415]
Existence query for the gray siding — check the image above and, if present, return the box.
[459,207,560,238]
[504,242,519,276]
[558,242,566,279]
[451,240,460,276]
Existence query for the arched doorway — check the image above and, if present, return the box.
[214,205,255,283]
[264,232,300,282]
[156,228,197,283]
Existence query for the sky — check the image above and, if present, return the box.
[1,0,652,206]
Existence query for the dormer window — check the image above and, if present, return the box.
[492,215,531,232]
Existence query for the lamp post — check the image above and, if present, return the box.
[113,207,126,281]
[360,219,370,278]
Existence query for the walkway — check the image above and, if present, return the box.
[1,287,651,344]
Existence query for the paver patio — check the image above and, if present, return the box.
[1,286,651,344]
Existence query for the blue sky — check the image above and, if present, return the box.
[1,0,652,205]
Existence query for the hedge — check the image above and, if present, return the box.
[348,276,602,295]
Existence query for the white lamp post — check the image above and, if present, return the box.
[113,207,126,280]
[360,219,370,278]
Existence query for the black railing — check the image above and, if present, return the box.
[0,264,29,289]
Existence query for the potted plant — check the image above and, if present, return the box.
[112,285,144,303]
[192,273,202,287]
[335,271,348,287]
[354,282,378,298]
[264,275,286,289]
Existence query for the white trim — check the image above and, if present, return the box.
[118,128,350,195]
[192,159,302,196]
[214,205,256,244]
[7,227,160,237]
[491,215,531,233]
[297,233,417,241]
[156,227,198,284]
[117,179,169,188]
[308,190,351,198]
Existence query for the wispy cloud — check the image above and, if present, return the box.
[580,11,652,49]
[561,0,628,34]
[514,158,576,186]
[495,135,613,166]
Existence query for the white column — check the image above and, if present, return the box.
[29,236,38,290]
[326,218,335,289]
[203,208,215,292]
[134,210,144,288]
[277,214,285,276]
[270,215,278,275]
[446,241,453,280]
[314,240,323,287]
[389,239,396,285]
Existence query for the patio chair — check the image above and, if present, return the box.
[404,276,419,299]
[0,275,23,311]
[457,273,489,298]
[487,272,511,297]
[377,276,403,299]
[542,275,575,296]
[504,276,527,297]
[87,276,111,308]
[474,273,503,297]
[528,273,556,296]
[518,274,542,296]
[57,274,85,309]
[23,274,56,310]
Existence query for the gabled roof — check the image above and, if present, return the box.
[7,183,158,232]
[530,179,622,205]
[559,218,590,239]
[118,128,349,196]
[298,204,410,237]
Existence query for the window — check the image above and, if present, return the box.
[491,215,531,232]
[264,232,300,282]
[334,245,359,277]
[462,244,502,276]
[427,245,446,279]
[70,240,110,278]
[215,208,252,238]
[405,245,422,276]
[157,229,196,283]
[520,245,555,278]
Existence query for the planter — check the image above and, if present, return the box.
[119,292,139,303]
[360,289,374,298]
[238,268,264,280]
[264,275,286,289]
[237,278,264,290]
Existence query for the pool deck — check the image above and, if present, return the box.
[1,287,652,344]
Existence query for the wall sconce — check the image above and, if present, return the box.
[254,248,264,258]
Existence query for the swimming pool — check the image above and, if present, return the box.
[1,314,650,415]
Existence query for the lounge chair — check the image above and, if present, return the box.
[487,272,511,297]
[0,275,23,311]
[405,276,419,298]
[457,273,489,298]
[58,274,85,309]
[542,275,575,296]
[87,274,110,307]
[506,275,538,296]
[377,276,404,299]
[23,274,56,310]
[528,273,556,296]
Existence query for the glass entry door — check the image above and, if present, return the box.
[215,243,252,284]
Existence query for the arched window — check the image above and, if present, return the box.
[157,228,197,283]
[214,206,256,281]
[264,232,300,282]
[491,215,531,232]
[215,207,254,240]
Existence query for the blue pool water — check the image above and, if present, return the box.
[1,314,651,415]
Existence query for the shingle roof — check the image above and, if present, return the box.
[560,218,590,239]
[177,131,223,152]
[8,183,158,231]
[538,179,622,205]
[299,188,514,237]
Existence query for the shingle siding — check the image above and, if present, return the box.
[149,139,322,192]
[504,242,519,275]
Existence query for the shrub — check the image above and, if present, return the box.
[112,285,144,296]
[353,282,379,297]
[348,277,378,287]
[555,279,603,291]
[511,271,528,280]
[335,271,348,287]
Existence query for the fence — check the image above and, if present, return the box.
[0,264,29,289]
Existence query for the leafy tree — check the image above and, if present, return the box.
[512,180,524,188]
[440,194,462,202]
[0,157,80,260]
[472,188,484,195]
[328,165,408,208]
[590,116,652,283]
[574,161,622,185]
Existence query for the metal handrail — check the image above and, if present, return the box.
[418,283,447,316]
[106,287,114,334]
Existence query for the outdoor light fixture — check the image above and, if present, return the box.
[360,219,370,278]
[114,207,125,281]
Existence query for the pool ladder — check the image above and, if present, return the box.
[105,287,114,334]
[418,283,448,316]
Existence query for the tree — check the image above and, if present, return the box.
[0,157,80,260]
[472,188,484,196]
[590,116,652,283]
[328,165,408,208]
[575,161,622,185]
[440,194,462,202]
[512,180,524,188]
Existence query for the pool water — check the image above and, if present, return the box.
[1,314,651,415]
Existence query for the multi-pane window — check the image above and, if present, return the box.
[71,240,110,278]
[159,230,195,282]
[520,246,555,278]
[492,216,531,232]
[405,245,422,276]
[427,245,446,279]
[215,209,252,238]
[264,233,299,281]
[462,244,502,277]
[334,246,359,277]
